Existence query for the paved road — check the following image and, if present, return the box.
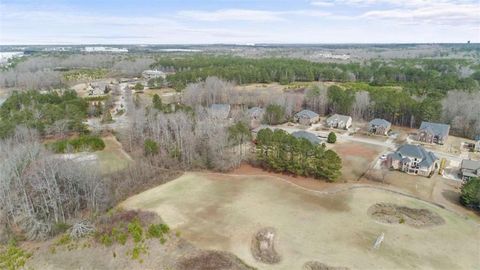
[87,82,132,132]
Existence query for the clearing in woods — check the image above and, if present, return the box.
[121,172,479,270]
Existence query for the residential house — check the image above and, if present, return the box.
[292,131,323,144]
[209,104,231,119]
[87,82,108,96]
[142,70,166,80]
[247,107,265,129]
[460,159,480,181]
[368,118,391,136]
[417,121,450,145]
[387,144,439,177]
[326,114,352,130]
[294,110,319,125]
[474,136,480,152]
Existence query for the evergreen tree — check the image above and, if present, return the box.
[327,132,337,143]
[264,104,285,125]
[152,94,163,111]
[460,178,480,210]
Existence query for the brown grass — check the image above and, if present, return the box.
[176,250,255,270]
[303,261,350,270]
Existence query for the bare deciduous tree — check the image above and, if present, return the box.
[0,127,106,240]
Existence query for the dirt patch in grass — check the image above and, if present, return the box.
[368,203,445,228]
[176,250,255,270]
[251,227,281,264]
[333,142,380,157]
[332,142,385,182]
[303,261,350,270]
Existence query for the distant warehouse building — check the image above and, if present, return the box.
[417,121,450,145]
[326,114,352,130]
[368,118,391,136]
[294,110,319,125]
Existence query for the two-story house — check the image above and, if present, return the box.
[417,122,450,145]
[387,144,439,177]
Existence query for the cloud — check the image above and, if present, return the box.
[310,1,334,7]
[311,0,479,8]
[178,9,285,22]
[360,2,480,26]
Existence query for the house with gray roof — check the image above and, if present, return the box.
[294,110,319,125]
[292,131,323,145]
[460,159,480,181]
[326,114,352,130]
[417,121,450,145]
[247,107,264,120]
[368,118,391,136]
[209,104,231,119]
[387,144,439,177]
[247,107,265,129]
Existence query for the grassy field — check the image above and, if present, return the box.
[96,135,132,173]
[332,141,386,182]
[121,172,479,270]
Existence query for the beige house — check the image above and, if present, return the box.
[460,159,480,181]
[326,114,352,130]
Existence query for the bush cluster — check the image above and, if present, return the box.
[48,135,105,153]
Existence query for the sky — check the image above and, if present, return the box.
[0,0,479,44]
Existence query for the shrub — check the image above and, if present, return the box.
[0,240,32,270]
[48,135,105,153]
[327,132,337,144]
[127,219,143,243]
[144,139,159,156]
[147,224,170,239]
[52,223,70,236]
[134,83,144,91]
[99,234,113,247]
[54,234,72,247]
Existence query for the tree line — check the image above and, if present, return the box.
[153,55,479,96]
[255,128,342,182]
[0,90,89,138]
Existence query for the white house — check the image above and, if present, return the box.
[142,70,166,80]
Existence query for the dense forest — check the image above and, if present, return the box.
[255,128,342,181]
[150,56,480,137]
[153,56,479,95]
[0,90,89,138]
